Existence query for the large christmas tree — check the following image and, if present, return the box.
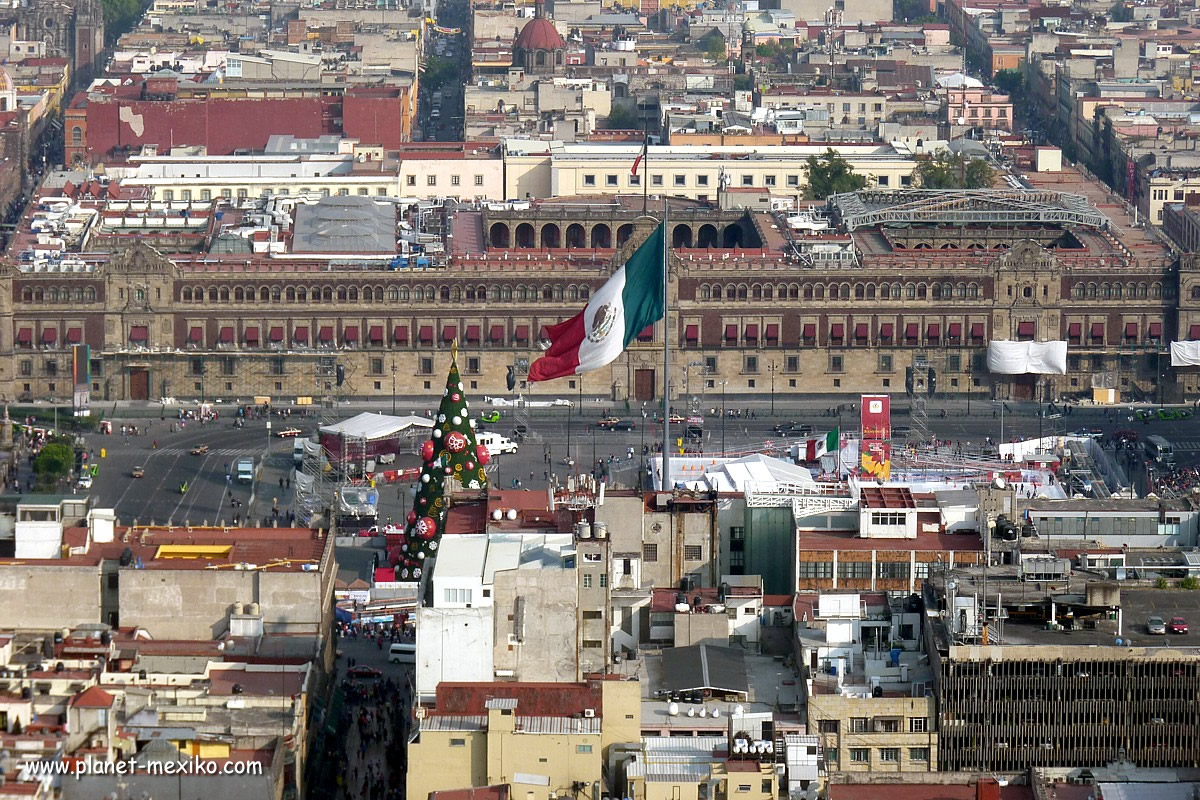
[394,346,490,581]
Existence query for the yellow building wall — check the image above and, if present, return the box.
[807,694,938,772]
[407,729,487,800]
[486,709,604,793]
[601,680,642,755]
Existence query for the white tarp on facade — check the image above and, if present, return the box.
[1171,341,1200,367]
[986,340,1068,375]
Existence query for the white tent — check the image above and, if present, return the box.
[319,412,433,441]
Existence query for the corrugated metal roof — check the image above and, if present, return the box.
[515,716,601,735]
[485,698,519,710]
[420,715,486,731]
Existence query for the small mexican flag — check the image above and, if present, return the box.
[825,428,839,453]
[529,223,665,381]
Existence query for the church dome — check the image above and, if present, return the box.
[514,17,565,52]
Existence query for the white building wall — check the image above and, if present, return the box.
[415,606,494,699]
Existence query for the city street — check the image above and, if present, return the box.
[68,395,1200,525]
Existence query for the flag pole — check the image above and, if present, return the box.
[662,197,670,492]
[642,134,649,217]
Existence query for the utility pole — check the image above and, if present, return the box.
[767,360,779,416]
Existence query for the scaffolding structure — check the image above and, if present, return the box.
[827,189,1112,231]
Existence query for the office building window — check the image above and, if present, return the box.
[443,588,472,604]
[683,545,703,560]
[850,749,870,763]
[642,543,658,562]
[880,748,900,763]
[910,748,930,762]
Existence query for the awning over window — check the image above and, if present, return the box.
[879,322,894,339]
[343,326,359,342]
[684,324,699,341]
[1017,321,1035,336]
[442,325,457,342]
[802,323,816,339]
[188,326,203,343]
[269,326,284,342]
[394,325,408,343]
[130,326,148,342]
[514,325,530,341]
[489,325,505,343]
[1149,322,1162,337]
[948,322,962,339]
[830,323,844,339]
[765,323,779,341]
[724,324,738,340]
[16,327,31,344]
[1067,323,1081,337]
[637,326,653,341]
[67,327,82,344]
[466,325,481,343]
[905,323,919,340]
[42,328,57,344]
[319,326,334,342]
[927,323,940,340]
[294,326,309,342]
[854,323,869,340]
[219,327,234,343]
[1125,322,1138,338]
[971,322,985,340]
[418,326,433,343]
[745,324,759,341]
[244,326,259,343]
[1091,323,1105,340]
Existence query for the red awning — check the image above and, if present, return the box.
[745,324,759,340]
[802,323,816,339]
[1125,322,1138,338]
[244,326,259,343]
[66,327,82,344]
[971,322,985,340]
[394,325,408,343]
[16,327,31,344]
[638,326,654,341]
[294,326,309,342]
[1191,324,1200,340]
[1091,323,1105,340]
[724,324,738,340]
[490,325,505,343]
[539,325,551,341]
[927,323,940,340]
[684,324,699,341]
[129,326,148,342]
[343,326,359,342]
[466,325,481,343]
[514,325,529,341]
[418,326,433,343]
[368,325,383,343]
[1067,323,1081,337]
[269,326,284,342]
[1149,322,1162,337]
[948,322,962,339]
[905,323,919,340]
[1017,321,1035,336]
[879,322,894,339]
[42,328,57,344]
[830,323,844,339]
[854,323,869,339]
[189,326,203,342]
[765,323,779,341]
[442,325,457,342]
[319,326,334,342]
[219,326,234,343]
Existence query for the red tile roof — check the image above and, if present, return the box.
[70,686,114,709]
[208,668,305,697]
[432,681,604,717]
[650,586,761,613]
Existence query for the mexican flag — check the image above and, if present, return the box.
[530,224,665,382]
[825,428,839,454]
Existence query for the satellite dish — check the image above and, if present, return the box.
[992,476,1007,489]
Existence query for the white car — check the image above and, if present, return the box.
[276,428,303,438]
[76,475,93,490]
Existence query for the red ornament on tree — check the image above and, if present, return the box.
[407,510,417,524]
[421,440,436,462]
[416,516,438,539]
[446,431,468,453]
[476,444,491,465]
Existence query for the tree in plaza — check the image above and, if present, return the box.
[33,440,73,490]
[803,149,867,199]
[914,151,996,190]
[394,346,490,581]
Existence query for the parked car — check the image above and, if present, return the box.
[131,466,145,478]
[480,410,501,423]
[1159,408,1193,421]
[75,474,93,490]
[1169,616,1189,634]
[190,445,210,455]
[348,665,382,679]
[1147,615,1167,635]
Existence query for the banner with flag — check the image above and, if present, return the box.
[825,428,839,454]
[530,224,665,382]
[632,139,648,176]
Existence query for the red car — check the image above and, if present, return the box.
[1169,617,1189,634]
[348,665,382,678]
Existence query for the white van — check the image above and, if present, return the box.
[235,457,255,484]
[477,432,518,455]
[293,440,306,468]
[388,642,416,664]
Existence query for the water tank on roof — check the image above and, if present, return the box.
[233,602,245,615]
[594,522,608,539]
[248,603,260,616]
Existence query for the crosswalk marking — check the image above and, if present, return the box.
[1174,441,1200,451]
[142,447,262,457]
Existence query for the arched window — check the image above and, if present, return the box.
[789,284,799,299]
[348,287,358,302]
[322,286,332,302]
[931,284,942,300]
[271,287,281,302]
[854,284,865,299]
[580,286,590,300]
[183,288,193,302]
[440,286,450,302]
[880,284,890,299]
[48,288,59,302]
[764,285,774,300]
[1023,286,1033,299]
[259,287,269,302]
[866,284,875,299]
[297,287,307,302]
[75,288,84,302]
[21,287,31,302]
[70,125,82,145]
[286,287,296,302]
[840,283,850,300]
[413,287,424,301]
[803,285,814,300]
[337,287,348,302]
[700,285,710,300]
[553,285,564,301]
[968,284,979,299]
[451,286,462,302]
[1152,283,1162,299]
[235,287,244,302]
[389,287,399,302]
[815,285,825,300]
[543,285,554,301]
[209,288,218,302]
[516,285,528,301]
[375,287,385,302]
[893,283,902,298]
[399,287,409,301]
[917,284,927,299]
[942,282,953,299]
[84,287,96,302]
[1102,283,1112,299]
[726,285,737,300]
[1074,284,1085,299]
[737,284,747,300]
[906,284,916,299]
[1087,283,1097,299]
[501,286,513,301]
[1113,284,1123,298]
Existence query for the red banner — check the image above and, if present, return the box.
[860,395,891,440]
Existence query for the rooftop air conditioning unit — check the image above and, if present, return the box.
[583,708,596,717]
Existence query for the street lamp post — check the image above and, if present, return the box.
[720,381,728,455]
[767,360,779,416]
[391,360,397,416]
